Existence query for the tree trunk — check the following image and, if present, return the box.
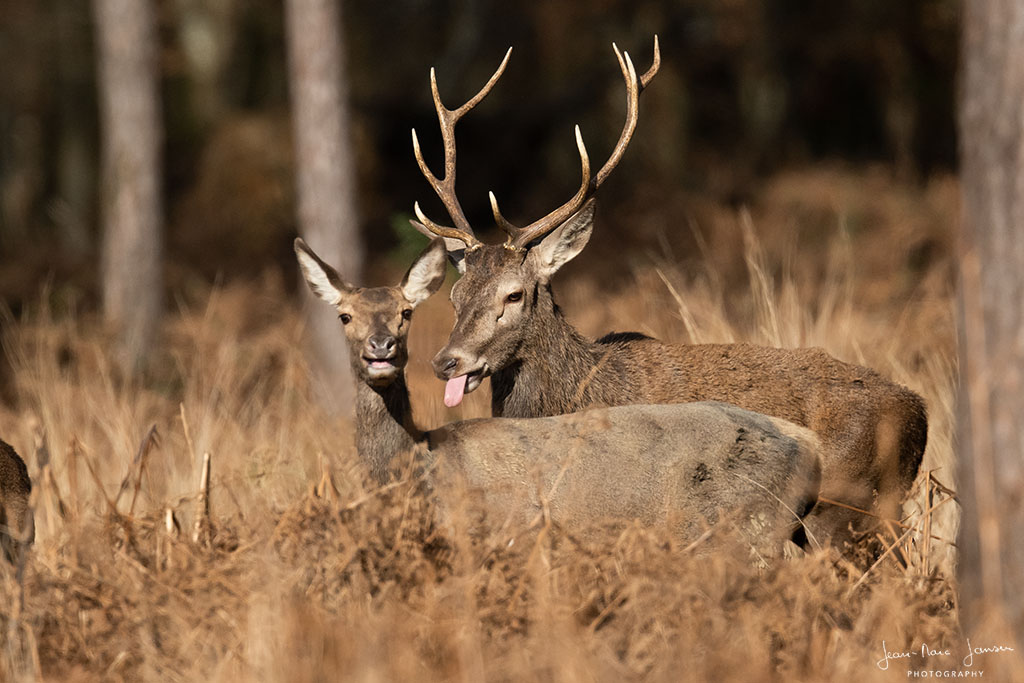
[284,0,362,414]
[957,0,1024,647]
[93,0,163,371]
[56,0,97,257]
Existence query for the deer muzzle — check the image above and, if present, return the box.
[362,335,401,382]
[432,349,487,407]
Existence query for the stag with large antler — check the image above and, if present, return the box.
[294,236,821,557]
[410,38,927,547]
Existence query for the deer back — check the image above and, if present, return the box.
[426,401,821,554]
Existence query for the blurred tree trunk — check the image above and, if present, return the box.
[284,0,362,414]
[93,0,163,371]
[957,0,1024,647]
[56,0,96,257]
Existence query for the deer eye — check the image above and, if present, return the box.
[339,313,352,324]
[401,309,413,321]
[506,291,523,303]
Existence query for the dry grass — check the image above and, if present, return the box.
[0,168,995,681]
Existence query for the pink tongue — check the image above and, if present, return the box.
[444,375,468,408]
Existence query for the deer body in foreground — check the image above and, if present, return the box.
[295,237,821,554]
[0,438,33,563]
[409,39,927,544]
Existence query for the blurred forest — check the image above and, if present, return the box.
[0,0,959,314]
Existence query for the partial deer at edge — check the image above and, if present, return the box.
[295,237,821,556]
[0,439,33,563]
[409,38,927,547]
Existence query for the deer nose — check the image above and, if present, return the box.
[366,335,396,357]
[432,352,460,379]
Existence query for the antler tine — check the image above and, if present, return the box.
[452,47,513,120]
[592,45,640,190]
[411,125,479,246]
[640,35,661,90]
[488,192,519,239]
[411,48,512,248]
[508,126,591,249]
[414,202,483,248]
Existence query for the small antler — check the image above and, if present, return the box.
[411,47,513,250]
[493,36,661,250]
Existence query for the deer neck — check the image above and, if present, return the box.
[355,373,424,482]
[491,286,605,418]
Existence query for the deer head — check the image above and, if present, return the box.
[294,237,448,387]
[409,39,659,406]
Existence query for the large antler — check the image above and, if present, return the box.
[491,36,660,250]
[411,48,513,250]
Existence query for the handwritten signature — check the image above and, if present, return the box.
[876,638,1015,670]
[876,638,1011,671]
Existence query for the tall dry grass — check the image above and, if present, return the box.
[0,169,1002,681]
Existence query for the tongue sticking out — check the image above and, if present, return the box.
[444,374,468,408]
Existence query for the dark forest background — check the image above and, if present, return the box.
[0,0,959,312]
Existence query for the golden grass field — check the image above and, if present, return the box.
[1,167,1013,681]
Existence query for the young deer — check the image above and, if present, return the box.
[1,439,33,563]
[410,40,927,545]
[294,237,821,554]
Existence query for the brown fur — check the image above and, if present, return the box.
[0,438,33,563]
[432,220,928,544]
[295,238,822,554]
[427,402,822,552]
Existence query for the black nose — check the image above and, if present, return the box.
[367,335,396,356]
[432,354,459,379]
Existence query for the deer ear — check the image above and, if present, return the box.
[294,238,354,306]
[401,238,448,306]
[528,199,596,282]
[410,219,467,274]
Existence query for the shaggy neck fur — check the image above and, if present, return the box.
[355,373,424,482]
[490,284,636,418]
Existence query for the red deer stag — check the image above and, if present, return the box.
[409,38,927,546]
